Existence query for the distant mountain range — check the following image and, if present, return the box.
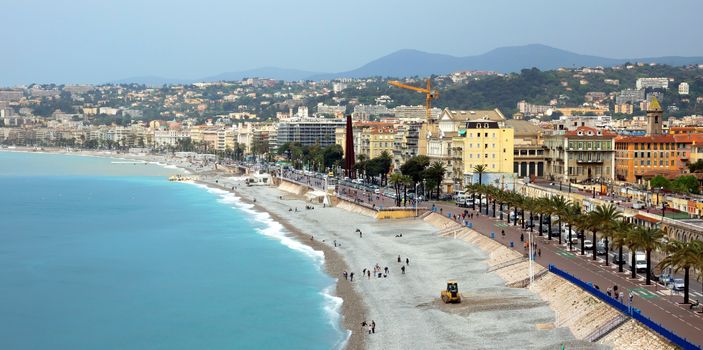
[111,44,703,85]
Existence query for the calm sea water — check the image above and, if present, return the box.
[0,152,345,350]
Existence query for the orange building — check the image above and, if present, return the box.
[614,134,690,183]
[615,98,696,183]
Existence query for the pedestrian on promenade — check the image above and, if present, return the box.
[619,291,624,303]
[538,248,541,258]
[606,287,612,297]
[501,229,505,238]
[520,233,524,242]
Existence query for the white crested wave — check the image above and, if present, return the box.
[187,182,347,345]
[323,284,351,350]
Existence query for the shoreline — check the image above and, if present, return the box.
[195,178,366,350]
[2,148,361,348]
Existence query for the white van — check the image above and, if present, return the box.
[625,251,647,272]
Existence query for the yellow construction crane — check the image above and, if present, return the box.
[388,78,439,121]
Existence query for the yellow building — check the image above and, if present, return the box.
[335,122,396,160]
[460,119,514,183]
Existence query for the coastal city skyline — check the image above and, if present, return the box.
[3,1,703,349]
[2,0,703,85]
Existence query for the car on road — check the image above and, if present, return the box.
[583,240,594,250]
[671,278,685,291]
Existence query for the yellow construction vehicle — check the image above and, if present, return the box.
[441,280,461,303]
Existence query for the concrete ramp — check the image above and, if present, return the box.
[278,180,309,196]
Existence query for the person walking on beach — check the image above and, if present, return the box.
[367,270,371,279]
[350,272,354,281]
[401,265,405,274]
[371,320,376,334]
[334,240,337,247]
[384,267,389,275]
[397,255,401,263]
[406,258,410,265]
[343,271,347,280]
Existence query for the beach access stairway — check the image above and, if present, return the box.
[423,212,676,350]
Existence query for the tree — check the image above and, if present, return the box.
[389,172,404,207]
[612,221,635,273]
[631,226,665,285]
[425,161,446,199]
[672,175,700,194]
[401,174,413,207]
[590,204,622,266]
[658,240,703,304]
[473,164,487,186]
[550,196,570,245]
[688,159,703,173]
[400,155,430,186]
[650,175,672,191]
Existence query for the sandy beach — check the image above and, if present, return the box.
[202,176,595,350]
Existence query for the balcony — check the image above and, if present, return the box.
[576,159,604,163]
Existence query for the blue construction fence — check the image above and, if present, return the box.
[548,264,701,350]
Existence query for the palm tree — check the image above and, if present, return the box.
[625,228,641,279]
[563,203,582,251]
[590,204,622,266]
[401,175,413,207]
[389,173,403,207]
[632,226,665,285]
[658,240,703,304]
[427,161,446,199]
[473,164,487,186]
[550,196,570,245]
[572,215,589,256]
[612,221,635,273]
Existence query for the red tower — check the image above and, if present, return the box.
[344,115,355,178]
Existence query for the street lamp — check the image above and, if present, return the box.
[415,182,419,217]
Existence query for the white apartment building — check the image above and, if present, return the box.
[636,77,669,90]
[154,130,191,147]
[679,82,689,95]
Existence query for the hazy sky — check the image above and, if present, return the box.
[2,0,702,85]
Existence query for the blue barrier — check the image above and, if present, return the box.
[548,264,701,350]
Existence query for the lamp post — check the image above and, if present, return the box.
[415,182,419,217]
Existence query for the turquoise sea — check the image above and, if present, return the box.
[0,152,346,350]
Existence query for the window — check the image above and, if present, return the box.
[492,154,496,159]
[492,164,496,169]
[484,123,489,128]
[492,143,495,148]
[492,132,496,138]
[477,154,481,159]
[485,133,488,137]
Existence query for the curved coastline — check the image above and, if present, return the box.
[192,179,364,350]
[1,148,358,349]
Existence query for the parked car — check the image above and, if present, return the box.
[671,278,685,291]
[583,240,594,250]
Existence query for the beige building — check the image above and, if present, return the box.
[505,119,547,179]
[545,126,617,182]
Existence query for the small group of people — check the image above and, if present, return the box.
[360,320,376,334]
[397,255,409,274]
[288,207,298,212]
[304,205,315,210]
[342,271,354,281]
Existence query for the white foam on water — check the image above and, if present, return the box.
[322,284,351,350]
[186,181,349,346]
